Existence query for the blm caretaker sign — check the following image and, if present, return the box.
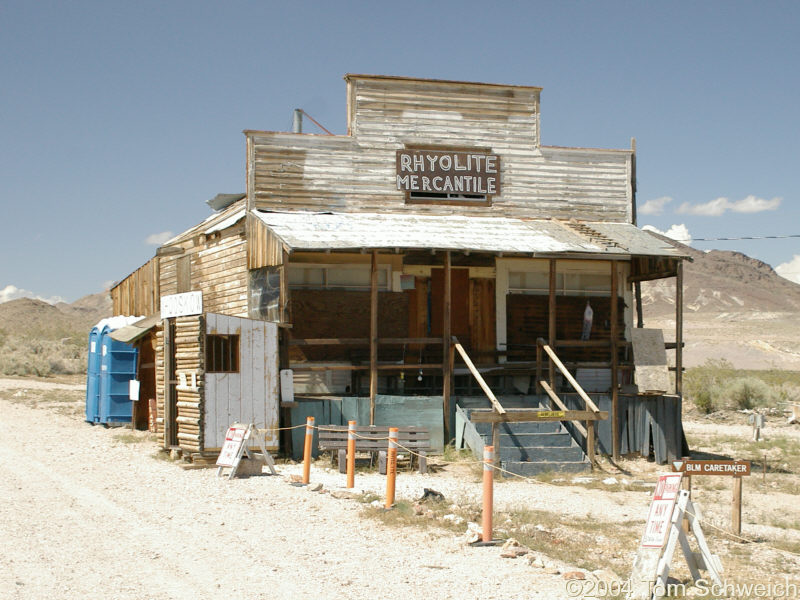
[671,459,751,476]
[396,149,501,197]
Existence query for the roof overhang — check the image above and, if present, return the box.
[251,210,689,260]
[108,313,161,344]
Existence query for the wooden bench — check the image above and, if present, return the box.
[317,425,431,474]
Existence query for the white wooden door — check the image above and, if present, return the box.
[204,313,279,450]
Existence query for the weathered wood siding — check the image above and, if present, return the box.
[111,257,159,316]
[155,327,165,437]
[158,223,248,318]
[248,75,633,223]
[247,214,285,269]
[204,313,279,450]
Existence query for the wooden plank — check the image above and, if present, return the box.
[676,260,684,396]
[442,251,452,442]
[369,250,378,425]
[289,363,442,372]
[610,260,620,460]
[264,322,280,448]
[469,409,608,423]
[289,337,442,346]
[539,380,587,437]
[634,280,644,328]
[454,343,506,414]
[538,341,601,413]
[548,259,556,390]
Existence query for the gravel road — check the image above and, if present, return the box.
[0,379,583,600]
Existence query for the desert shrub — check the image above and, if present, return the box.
[722,377,774,410]
[684,358,734,413]
[775,383,800,405]
[0,335,86,377]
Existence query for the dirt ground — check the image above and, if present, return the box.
[2,376,800,600]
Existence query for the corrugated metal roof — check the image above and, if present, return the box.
[251,210,687,258]
[204,209,245,235]
[108,313,161,344]
[207,193,245,212]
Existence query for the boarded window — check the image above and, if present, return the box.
[249,267,281,321]
[177,256,191,293]
[205,335,239,373]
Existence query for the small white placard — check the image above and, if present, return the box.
[160,291,203,319]
[280,369,294,403]
[129,379,140,401]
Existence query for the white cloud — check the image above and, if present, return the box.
[0,284,66,305]
[145,231,174,245]
[101,280,117,291]
[776,255,800,285]
[677,195,781,216]
[642,224,693,244]
[639,196,673,216]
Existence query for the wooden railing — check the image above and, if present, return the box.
[535,337,607,464]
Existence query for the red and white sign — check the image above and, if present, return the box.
[216,426,248,467]
[640,473,683,548]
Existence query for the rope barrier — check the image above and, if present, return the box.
[255,422,800,560]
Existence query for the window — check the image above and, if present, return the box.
[507,269,611,296]
[288,264,389,291]
[205,335,239,373]
[249,267,281,321]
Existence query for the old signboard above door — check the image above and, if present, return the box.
[160,291,203,318]
[396,149,500,204]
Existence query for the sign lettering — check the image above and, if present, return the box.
[396,150,501,197]
[536,411,565,418]
[671,459,751,477]
[160,291,203,319]
[641,473,683,548]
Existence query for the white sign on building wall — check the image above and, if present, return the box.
[160,291,203,319]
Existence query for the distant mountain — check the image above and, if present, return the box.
[641,236,800,316]
[641,234,800,370]
[0,293,111,339]
[0,292,112,376]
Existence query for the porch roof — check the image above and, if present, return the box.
[252,210,688,259]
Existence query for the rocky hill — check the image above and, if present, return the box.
[641,234,800,370]
[0,292,112,376]
[641,238,800,316]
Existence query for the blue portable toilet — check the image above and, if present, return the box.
[98,327,138,425]
[85,326,102,423]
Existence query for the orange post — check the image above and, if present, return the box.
[346,420,356,489]
[482,445,494,542]
[385,427,399,509]
[302,416,314,484]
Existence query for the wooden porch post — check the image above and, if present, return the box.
[675,260,684,396]
[610,261,620,461]
[369,250,378,425]
[634,281,644,328]
[442,251,452,442]
[548,259,557,391]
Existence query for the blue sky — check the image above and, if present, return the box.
[2,1,799,303]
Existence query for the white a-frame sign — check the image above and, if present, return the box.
[628,473,723,600]
[216,423,278,480]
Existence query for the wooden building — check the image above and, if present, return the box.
[111,75,688,470]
